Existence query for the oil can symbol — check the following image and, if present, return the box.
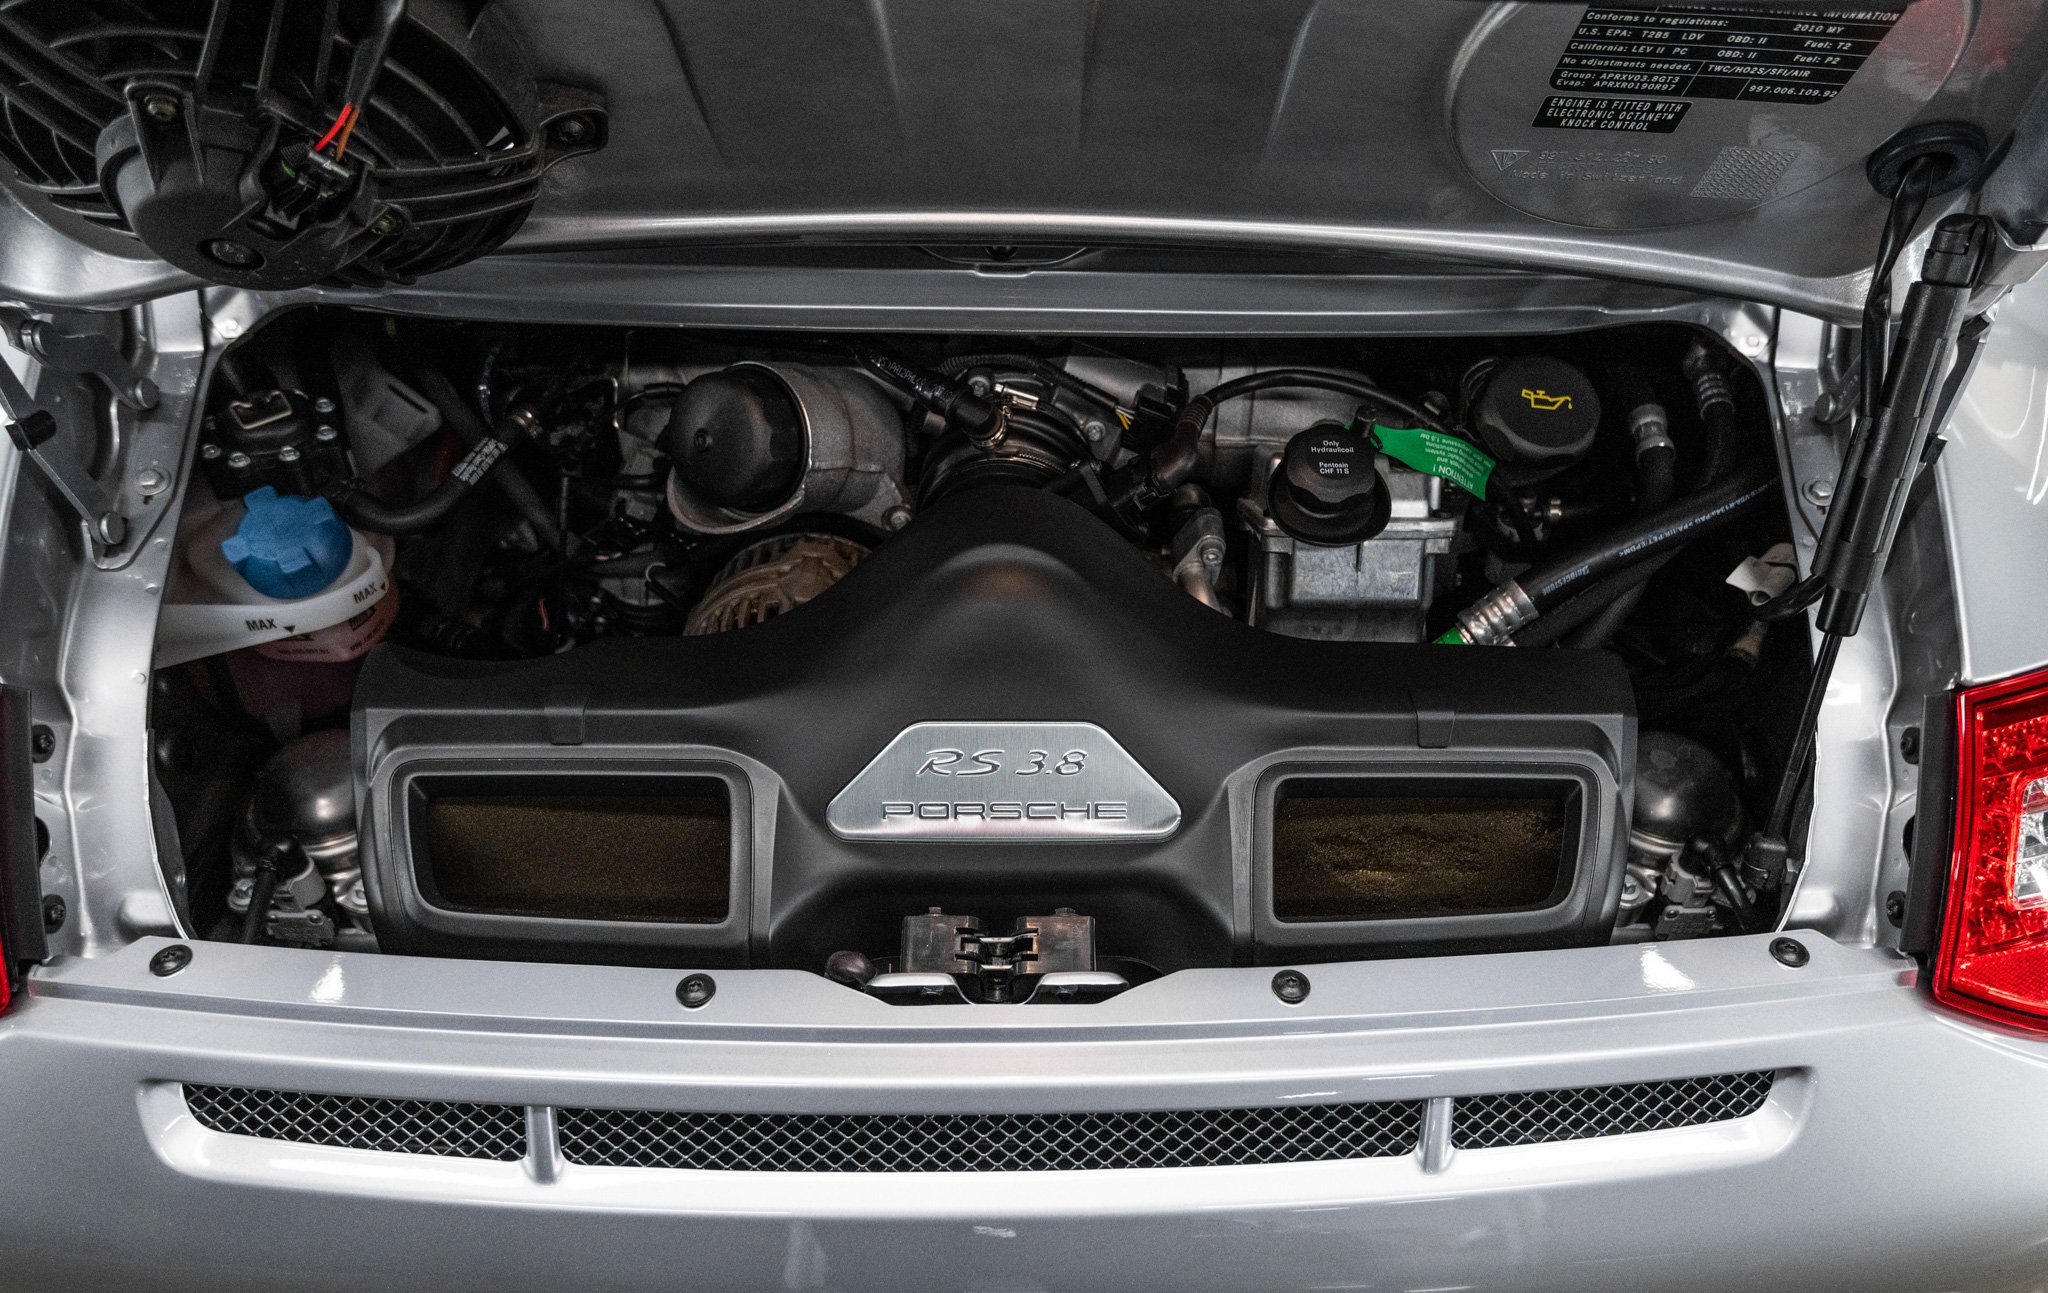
[1521,389,1573,412]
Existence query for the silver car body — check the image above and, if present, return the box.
[2,1,2048,1287]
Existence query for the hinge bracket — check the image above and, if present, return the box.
[0,309,159,547]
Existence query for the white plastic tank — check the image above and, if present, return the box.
[156,489,397,669]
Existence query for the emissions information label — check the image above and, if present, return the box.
[1533,96,1690,133]
[1546,4,1905,114]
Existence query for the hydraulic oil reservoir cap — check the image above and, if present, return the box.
[1469,356,1601,475]
[1270,423,1392,546]
[220,486,354,599]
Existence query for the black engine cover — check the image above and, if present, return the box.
[355,488,1633,970]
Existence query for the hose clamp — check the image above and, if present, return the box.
[503,405,544,440]
[1629,402,1675,459]
[1455,580,1536,647]
[1690,369,1735,420]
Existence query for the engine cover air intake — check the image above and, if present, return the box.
[353,488,1634,970]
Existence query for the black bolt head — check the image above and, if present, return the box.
[206,240,260,269]
[676,973,716,1009]
[1769,937,1810,968]
[551,116,591,145]
[1271,969,1311,1004]
[41,894,65,933]
[824,950,876,988]
[30,724,54,762]
[149,944,192,977]
[1885,891,1907,928]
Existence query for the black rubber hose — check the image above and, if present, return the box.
[1681,345,1741,489]
[240,848,282,944]
[1518,467,1778,614]
[1513,558,1664,648]
[846,344,996,432]
[1559,550,1677,650]
[334,463,483,534]
[333,408,531,536]
[1563,414,1679,649]
[415,370,564,550]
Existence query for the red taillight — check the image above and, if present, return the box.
[1935,666,2048,1031]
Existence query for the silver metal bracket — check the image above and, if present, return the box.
[0,309,161,547]
[1968,226,2048,317]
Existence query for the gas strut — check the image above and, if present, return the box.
[1744,213,1992,903]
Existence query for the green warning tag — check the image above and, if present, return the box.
[1369,424,1496,499]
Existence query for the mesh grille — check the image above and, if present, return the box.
[183,1085,526,1162]
[1452,1071,1775,1150]
[556,1101,1425,1172]
[178,1072,1777,1170]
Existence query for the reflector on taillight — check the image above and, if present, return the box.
[1935,667,2048,1031]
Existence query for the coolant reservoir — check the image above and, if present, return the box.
[156,489,396,668]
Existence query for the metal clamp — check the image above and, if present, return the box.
[898,908,1106,1003]
[1453,579,1536,647]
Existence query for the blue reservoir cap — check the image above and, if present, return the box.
[220,486,354,600]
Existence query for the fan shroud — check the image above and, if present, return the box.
[0,0,602,288]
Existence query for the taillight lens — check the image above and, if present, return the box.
[1935,666,2048,1031]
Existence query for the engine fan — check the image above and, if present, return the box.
[0,0,603,289]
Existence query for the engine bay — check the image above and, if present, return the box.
[148,312,1813,1000]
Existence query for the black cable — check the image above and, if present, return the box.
[1137,368,1458,516]
[1713,860,1761,934]
[936,353,1128,414]
[1190,368,1450,436]
[1860,155,1942,420]
[1754,574,1825,622]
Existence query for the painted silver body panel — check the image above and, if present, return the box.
[0,41,2043,1268]
[4,935,2048,1291]
[6,1,2048,318]
[1942,267,2048,684]
[1769,312,1902,942]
